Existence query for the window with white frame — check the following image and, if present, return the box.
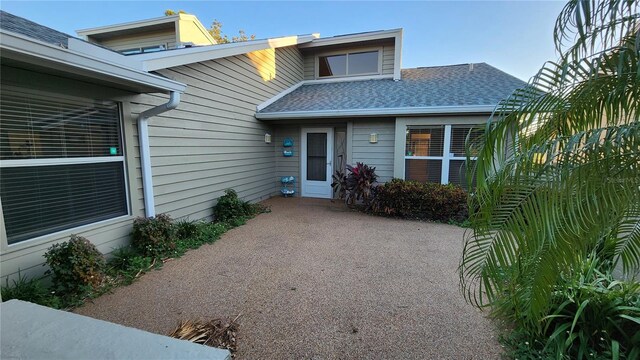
[317,50,380,78]
[404,124,483,189]
[0,88,129,245]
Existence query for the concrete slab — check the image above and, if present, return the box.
[0,300,230,360]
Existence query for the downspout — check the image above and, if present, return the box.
[137,91,181,217]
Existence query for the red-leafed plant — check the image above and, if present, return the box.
[331,162,378,207]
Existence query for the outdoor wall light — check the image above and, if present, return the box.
[369,133,378,143]
[264,133,272,143]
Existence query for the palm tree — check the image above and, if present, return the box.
[460,0,639,326]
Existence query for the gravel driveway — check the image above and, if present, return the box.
[76,197,502,359]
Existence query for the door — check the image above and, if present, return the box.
[301,127,333,198]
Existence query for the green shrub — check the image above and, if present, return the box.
[370,179,468,222]
[43,235,106,296]
[132,213,176,258]
[1,272,60,308]
[213,189,265,223]
[497,257,640,359]
[175,219,200,240]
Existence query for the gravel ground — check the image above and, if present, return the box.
[75,197,503,359]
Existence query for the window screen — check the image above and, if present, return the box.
[0,89,128,244]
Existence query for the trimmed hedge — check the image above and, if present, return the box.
[370,179,468,222]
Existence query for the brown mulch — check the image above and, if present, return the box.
[168,314,241,356]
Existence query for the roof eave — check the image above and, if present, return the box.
[298,28,402,49]
[256,105,496,120]
[0,30,186,94]
[136,34,319,71]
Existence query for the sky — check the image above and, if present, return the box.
[1,1,567,81]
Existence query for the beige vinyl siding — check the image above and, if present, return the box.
[274,126,301,196]
[352,119,396,182]
[97,30,178,51]
[0,66,143,282]
[177,19,215,46]
[130,45,304,221]
[302,41,395,80]
[382,44,395,75]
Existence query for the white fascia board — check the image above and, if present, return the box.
[256,105,496,120]
[393,30,403,81]
[297,29,402,49]
[76,15,179,37]
[67,38,142,69]
[137,34,319,71]
[0,30,186,93]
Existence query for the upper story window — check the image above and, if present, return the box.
[318,50,380,78]
[120,44,167,55]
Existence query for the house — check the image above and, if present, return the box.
[0,11,527,281]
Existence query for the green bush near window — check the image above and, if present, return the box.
[131,213,176,258]
[43,235,106,297]
[370,179,468,223]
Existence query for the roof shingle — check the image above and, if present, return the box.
[259,63,528,114]
[0,10,71,46]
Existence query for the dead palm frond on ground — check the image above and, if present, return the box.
[169,314,241,355]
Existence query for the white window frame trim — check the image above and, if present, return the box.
[315,47,383,79]
[0,95,132,248]
[395,116,488,184]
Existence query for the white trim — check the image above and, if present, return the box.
[257,105,495,119]
[441,125,452,184]
[301,127,334,198]
[136,34,319,71]
[76,15,181,37]
[0,156,124,168]
[256,82,305,111]
[298,29,402,49]
[393,30,403,81]
[0,30,187,93]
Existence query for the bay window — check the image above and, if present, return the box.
[0,89,128,245]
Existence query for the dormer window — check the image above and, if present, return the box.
[120,44,167,55]
[317,50,380,78]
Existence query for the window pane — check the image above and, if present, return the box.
[405,159,442,183]
[318,54,347,77]
[1,162,128,244]
[348,51,378,75]
[307,133,327,181]
[449,159,476,189]
[450,126,484,157]
[405,126,444,157]
[0,92,122,160]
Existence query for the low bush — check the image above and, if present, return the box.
[1,272,60,308]
[213,189,266,223]
[370,179,468,222]
[175,219,201,240]
[497,257,640,359]
[332,163,378,207]
[132,213,176,258]
[43,235,106,297]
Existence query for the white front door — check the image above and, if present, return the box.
[301,127,334,198]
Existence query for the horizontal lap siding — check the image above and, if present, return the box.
[382,44,395,75]
[274,126,301,196]
[99,30,177,51]
[303,55,315,80]
[131,46,304,221]
[352,120,396,182]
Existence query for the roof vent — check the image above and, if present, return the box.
[469,63,474,72]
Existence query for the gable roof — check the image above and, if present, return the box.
[0,10,71,46]
[256,63,528,119]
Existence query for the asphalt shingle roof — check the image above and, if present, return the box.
[0,10,71,46]
[259,63,528,114]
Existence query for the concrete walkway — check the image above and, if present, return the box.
[76,197,502,359]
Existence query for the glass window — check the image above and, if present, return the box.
[318,50,379,78]
[405,126,444,157]
[306,133,327,181]
[319,54,347,77]
[450,126,483,157]
[348,51,379,75]
[0,89,128,244]
[406,159,442,183]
